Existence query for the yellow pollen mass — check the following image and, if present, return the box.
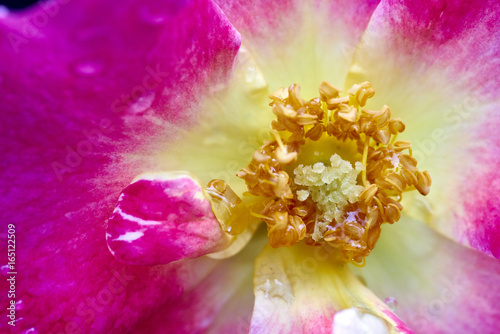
[207,81,431,265]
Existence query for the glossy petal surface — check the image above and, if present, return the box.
[107,172,232,266]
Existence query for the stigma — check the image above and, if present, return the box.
[207,81,431,265]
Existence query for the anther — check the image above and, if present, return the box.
[348,81,375,107]
[388,118,406,134]
[359,184,378,204]
[236,80,430,264]
[319,81,341,101]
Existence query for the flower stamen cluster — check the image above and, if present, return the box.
[235,81,431,264]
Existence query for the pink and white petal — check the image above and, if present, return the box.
[107,172,232,266]
[345,0,500,258]
[249,244,413,334]
[350,217,500,334]
[130,230,268,334]
[0,0,241,332]
[215,0,381,96]
[149,48,274,196]
[150,0,381,196]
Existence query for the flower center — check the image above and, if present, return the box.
[206,81,431,265]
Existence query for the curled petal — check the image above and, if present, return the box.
[107,172,232,266]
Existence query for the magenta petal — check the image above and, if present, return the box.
[130,232,268,334]
[214,0,380,92]
[462,120,500,258]
[107,173,231,265]
[0,0,241,332]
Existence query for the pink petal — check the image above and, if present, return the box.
[0,0,240,332]
[130,230,268,334]
[351,218,500,333]
[107,173,232,265]
[248,244,412,334]
[344,0,500,258]
[214,0,380,94]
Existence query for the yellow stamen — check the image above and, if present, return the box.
[224,81,431,264]
[362,136,369,187]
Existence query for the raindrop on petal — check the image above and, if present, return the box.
[128,92,155,114]
[0,265,9,275]
[139,1,189,25]
[16,300,24,310]
[384,297,398,312]
[245,65,267,94]
[23,327,38,334]
[73,59,103,76]
[140,7,167,25]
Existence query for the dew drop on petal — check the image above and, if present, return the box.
[16,299,24,310]
[139,2,186,25]
[127,92,155,114]
[384,297,398,312]
[0,265,9,275]
[245,65,267,94]
[73,59,103,76]
[22,327,38,334]
[139,6,167,25]
[257,278,294,304]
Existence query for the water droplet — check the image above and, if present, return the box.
[23,328,38,334]
[204,179,257,236]
[128,92,155,114]
[16,300,24,310]
[245,65,267,94]
[139,0,191,26]
[0,265,9,275]
[140,7,167,25]
[384,297,398,312]
[256,277,294,304]
[73,59,103,76]
[139,2,188,25]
